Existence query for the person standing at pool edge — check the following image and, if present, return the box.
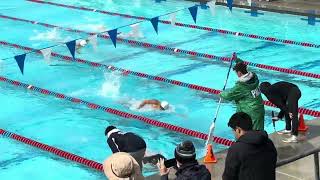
[260,81,302,143]
[220,58,265,130]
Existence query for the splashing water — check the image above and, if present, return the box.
[99,72,121,98]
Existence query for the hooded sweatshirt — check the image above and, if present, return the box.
[220,72,265,130]
[223,131,277,180]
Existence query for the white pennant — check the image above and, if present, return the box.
[247,0,252,6]
[169,13,177,26]
[40,48,52,63]
[88,35,98,50]
[207,0,216,16]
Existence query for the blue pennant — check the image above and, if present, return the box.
[188,5,198,24]
[66,40,76,60]
[14,54,26,75]
[301,10,319,25]
[150,17,159,34]
[227,0,233,11]
[108,29,118,48]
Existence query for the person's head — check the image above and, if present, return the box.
[79,39,88,47]
[233,62,248,77]
[259,82,271,95]
[160,101,169,110]
[105,126,121,138]
[228,112,253,139]
[174,140,196,166]
[103,152,144,180]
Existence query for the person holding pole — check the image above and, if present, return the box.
[220,58,265,130]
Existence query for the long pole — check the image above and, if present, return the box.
[205,52,236,146]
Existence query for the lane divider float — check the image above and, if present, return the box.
[27,0,320,49]
[0,76,235,146]
[0,15,319,79]
[0,40,319,117]
[0,128,103,171]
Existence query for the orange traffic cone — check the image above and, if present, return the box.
[204,144,217,163]
[298,114,309,132]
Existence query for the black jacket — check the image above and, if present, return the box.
[262,81,298,118]
[161,161,211,180]
[107,132,146,153]
[222,131,277,180]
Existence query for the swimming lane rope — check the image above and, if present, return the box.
[0,76,235,146]
[0,129,103,171]
[0,15,319,79]
[0,40,319,118]
[27,0,320,49]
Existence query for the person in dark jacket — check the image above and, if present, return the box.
[105,126,164,169]
[260,81,301,143]
[223,112,277,180]
[157,140,211,180]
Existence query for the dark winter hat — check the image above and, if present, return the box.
[259,82,271,94]
[233,62,248,74]
[174,140,196,164]
[105,126,118,136]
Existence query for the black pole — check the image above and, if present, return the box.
[315,152,319,180]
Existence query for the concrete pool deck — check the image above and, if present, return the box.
[188,0,320,17]
[147,118,320,180]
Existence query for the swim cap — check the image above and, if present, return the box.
[79,40,87,47]
[160,101,169,110]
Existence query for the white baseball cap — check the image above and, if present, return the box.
[160,101,169,110]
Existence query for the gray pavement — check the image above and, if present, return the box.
[148,119,320,179]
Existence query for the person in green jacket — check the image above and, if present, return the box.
[220,59,265,130]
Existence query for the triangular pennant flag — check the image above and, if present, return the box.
[207,1,216,16]
[40,48,52,63]
[14,54,26,74]
[150,17,159,34]
[169,13,177,26]
[188,5,198,24]
[227,0,233,11]
[88,34,98,50]
[66,40,76,60]
[107,29,118,48]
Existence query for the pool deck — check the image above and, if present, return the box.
[188,0,320,17]
[147,118,320,180]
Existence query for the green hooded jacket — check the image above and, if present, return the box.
[220,72,265,130]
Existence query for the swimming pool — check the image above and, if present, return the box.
[0,0,319,179]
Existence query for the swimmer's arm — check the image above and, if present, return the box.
[138,100,159,109]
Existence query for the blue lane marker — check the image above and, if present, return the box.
[301,10,319,25]
[244,3,264,17]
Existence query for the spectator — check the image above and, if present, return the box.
[260,81,301,143]
[223,112,277,180]
[220,58,265,130]
[105,126,165,169]
[158,140,211,180]
[103,152,144,180]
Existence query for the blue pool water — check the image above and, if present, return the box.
[0,0,319,179]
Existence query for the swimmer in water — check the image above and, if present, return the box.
[76,39,89,54]
[137,100,169,110]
